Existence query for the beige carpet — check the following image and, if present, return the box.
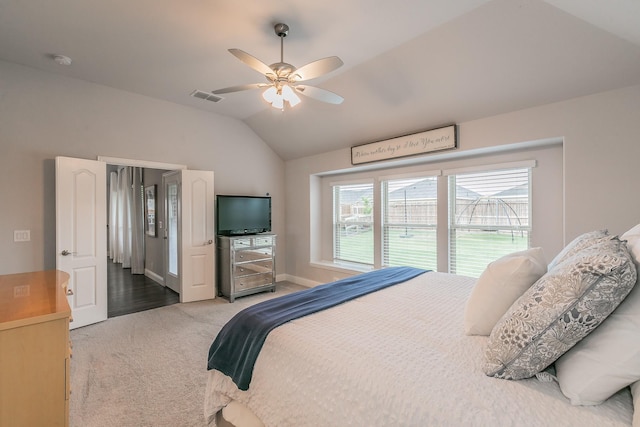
[70,282,304,427]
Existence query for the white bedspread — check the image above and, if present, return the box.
[205,272,633,426]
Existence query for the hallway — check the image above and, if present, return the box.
[107,260,179,318]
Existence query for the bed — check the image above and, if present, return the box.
[204,226,640,427]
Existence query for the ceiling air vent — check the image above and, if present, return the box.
[190,90,224,103]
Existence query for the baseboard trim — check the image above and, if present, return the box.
[278,274,321,288]
[145,269,164,285]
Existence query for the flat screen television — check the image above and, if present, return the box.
[216,195,271,236]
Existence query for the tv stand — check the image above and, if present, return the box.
[216,234,276,302]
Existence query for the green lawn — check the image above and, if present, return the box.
[450,230,528,276]
[337,228,528,277]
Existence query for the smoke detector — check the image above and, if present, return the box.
[53,55,72,66]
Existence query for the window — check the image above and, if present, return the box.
[321,155,547,278]
[382,176,437,269]
[448,167,531,277]
[332,182,374,265]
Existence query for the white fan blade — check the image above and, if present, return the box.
[212,83,268,95]
[294,85,344,104]
[292,56,343,82]
[228,49,274,76]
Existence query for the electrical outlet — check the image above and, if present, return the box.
[14,230,31,242]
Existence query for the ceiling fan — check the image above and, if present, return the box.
[212,23,344,109]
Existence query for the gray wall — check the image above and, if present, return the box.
[0,59,285,275]
[143,168,166,280]
[284,85,640,285]
[3,55,640,287]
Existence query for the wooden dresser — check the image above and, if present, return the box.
[0,270,72,427]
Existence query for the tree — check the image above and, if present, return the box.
[361,196,372,215]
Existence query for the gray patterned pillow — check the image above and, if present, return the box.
[547,229,610,270]
[483,236,636,380]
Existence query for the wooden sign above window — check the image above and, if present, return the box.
[351,125,457,165]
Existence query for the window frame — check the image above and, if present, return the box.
[318,156,546,278]
[445,162,534,276]
[380,174,440,269]
[331,180,375,267]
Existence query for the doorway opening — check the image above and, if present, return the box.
[58,156,214,329]
[102,157,186,317]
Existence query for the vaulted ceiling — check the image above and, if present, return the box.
[1,0,640,160]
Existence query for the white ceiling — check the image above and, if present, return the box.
[1,0,640,160]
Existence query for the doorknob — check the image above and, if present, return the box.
[61,249,72,256]
[66,288,74,296]
[205,239,213,246]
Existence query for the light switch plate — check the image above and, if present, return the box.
[14,230,31,242]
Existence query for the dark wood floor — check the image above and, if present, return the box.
[108,260,180,318]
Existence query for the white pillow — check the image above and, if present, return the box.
[555,225,640,405]
[464,247,547,336]
[484,237,636,380]
[632,381,640,427]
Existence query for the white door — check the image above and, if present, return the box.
[163,170,215,302]
[56,156,107,329]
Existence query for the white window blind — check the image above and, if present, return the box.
[449,167,531,277]
[332,182,374,265]
[382,176,437,269]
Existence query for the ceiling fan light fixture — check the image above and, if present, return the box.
[271,94,284,110]
[215,22,343,110]
[282,84,301,107]
[262,84,300,109]
[262,86,278,103]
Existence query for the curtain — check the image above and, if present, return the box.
[108,171,118,259]
[130,167,145,274]
[108,166,145,273]
[118,166,132,267]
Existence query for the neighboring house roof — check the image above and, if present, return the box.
[340,178,525,205]
[494,183,529,198]
[387,178,482,201]
[337,187,373,205]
